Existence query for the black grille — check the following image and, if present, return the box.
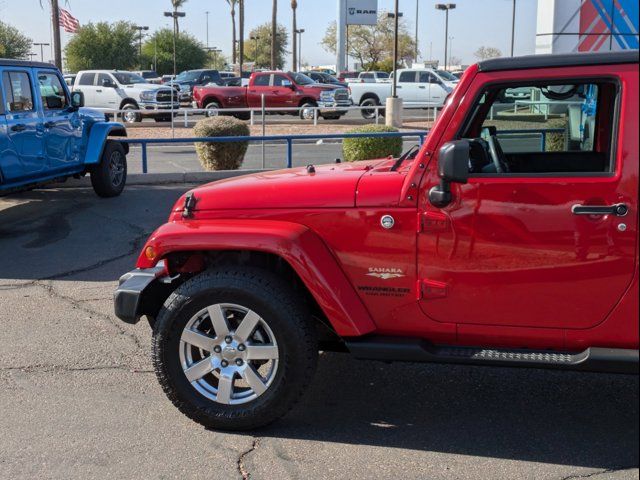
[334,88,349,102]
[156,90,177,103]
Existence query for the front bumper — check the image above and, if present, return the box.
[114,267,168,324]
[316,101,351,114]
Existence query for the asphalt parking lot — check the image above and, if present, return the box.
[0,185,638,480]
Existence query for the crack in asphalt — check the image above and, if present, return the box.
[238,438,261,480]
[0,364,153,374]
[561,467,638,480]
[39,281,145,351]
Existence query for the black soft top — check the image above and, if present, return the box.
[478,50,639,72]
[0,58,58,69]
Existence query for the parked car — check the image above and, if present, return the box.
[132,70,163,84]
[115,50,639,431]
[63,73,76,86]
[302,71,348,88]
[161,74,175,84]
[170,69,223,102]
[350,68,458,119]
[192,71,352,120]
[337,70,360,82]
[73,70,179,123]
[1,59,128,197]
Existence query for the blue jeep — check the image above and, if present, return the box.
[1,59,128,197]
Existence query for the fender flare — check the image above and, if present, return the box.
[84,122,128,165]
[137,219,377,337]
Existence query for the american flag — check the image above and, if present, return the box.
[59,8,80,34]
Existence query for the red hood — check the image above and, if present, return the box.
[177,160,388,212]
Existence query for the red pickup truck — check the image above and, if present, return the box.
[192,71,352,120]
[115,51,639,431]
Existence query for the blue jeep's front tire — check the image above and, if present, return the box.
[90,140,127,198]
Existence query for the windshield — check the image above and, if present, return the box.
[290,72,315,85]
[175,71,201,83]
[113,72,147,85]
[376,72,390,79]
[435,70,458,82]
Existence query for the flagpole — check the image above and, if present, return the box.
[51,0,62,69]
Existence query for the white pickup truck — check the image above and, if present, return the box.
[349,68,459,119]
[73,70,179,123]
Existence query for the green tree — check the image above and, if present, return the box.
[322,14,417,71]
[244,23,288,70]
[65,22,137,72]
[141,28,208,75]
[0,21,32,59]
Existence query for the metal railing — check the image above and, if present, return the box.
[100,104,441,128]
[120,131,428,174]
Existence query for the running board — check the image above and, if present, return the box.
[344,336,639,374]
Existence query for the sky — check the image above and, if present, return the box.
[0,0,539,69]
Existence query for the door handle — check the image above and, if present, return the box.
[572,203,628,217]
[419,86,426,89]
[96,89,103,93]
[11,124,26,132]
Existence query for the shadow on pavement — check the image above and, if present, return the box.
[257,353,639,469]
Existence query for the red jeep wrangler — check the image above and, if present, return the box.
[115,51,639,430]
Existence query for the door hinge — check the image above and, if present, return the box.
[418,211,449,233]
[417,279,448,300]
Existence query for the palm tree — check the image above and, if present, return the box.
[171,0,187,35]
[291,0,297,71]
[239,0,245,73]
[271,0,277,69]
[225,0,238,65]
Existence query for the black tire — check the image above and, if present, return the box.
[90,140,127,198]
[360,97,382,119]
[152,267,318,431]
[299,102,316,120]
[121,102,142,123]
[204,101,221,118]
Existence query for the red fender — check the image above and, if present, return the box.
[136,220,377,337]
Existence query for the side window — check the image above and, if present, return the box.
[461,82,616,175]
[272,74,289,87]
[253,75,270,87]
[96,73,112,86]
[2,71,35,112]
[418,72,437,84]
[399,71,416,83]
[361,73,373,79]
[37,71,68,110]
[78,72,96,86]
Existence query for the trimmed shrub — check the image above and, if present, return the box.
[194,116,250,171]
[342,124,403,162]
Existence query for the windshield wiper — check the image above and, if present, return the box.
[390,144,420,172]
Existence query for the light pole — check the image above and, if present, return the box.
[250,35,261,67]
[510,0,516,56]
[33,42,50,62]
[295,29,305,71]
[448,36,454,67]
[415,0,420,64]
[391,1,400,98]
[133,25,149,63]
[205,11,210,48]
[435,3,456,70]
[164,11,186,76]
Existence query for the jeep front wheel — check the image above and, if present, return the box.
[152,267,318,430]
[90,140,127,198]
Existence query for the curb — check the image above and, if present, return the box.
[52,170,267,188]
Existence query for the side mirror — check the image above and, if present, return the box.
[70,91,84,109]
[428,140,470,208]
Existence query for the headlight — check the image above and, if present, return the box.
[140,90,156,101]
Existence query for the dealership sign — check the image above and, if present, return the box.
[346,0,378,26]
